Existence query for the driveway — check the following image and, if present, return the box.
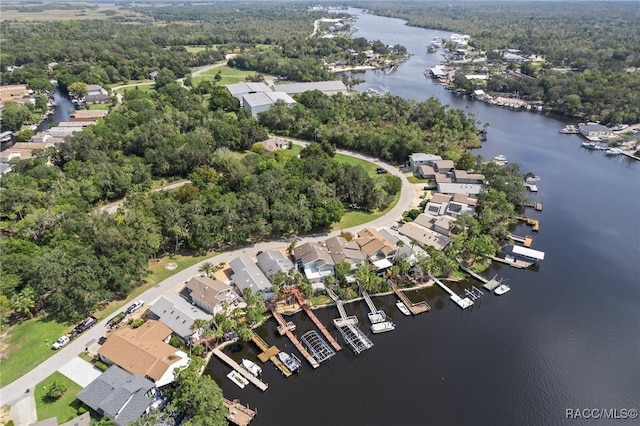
[58,357,101,388]
[10,394,36,426]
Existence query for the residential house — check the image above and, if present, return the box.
[413,213,455,237]
[242,91,295,117]
[431,160,455,173]
[325,236,366,270]
[398,222,450,251]
[258,137,290,152]
[437,182,483,195]
[256,250,294,278]
[31,413,91,426]
[425,192,477,216]
[275,81,348,96]
[97,320,190,387]
[452,170,485,184]
[184,276,242,316]
[418,165,437,179]
[409,153,442,170]
[71,109,108,119]
[148,294,213,342]
[86,85,106,96]
[229,255,273,297]
[355,228,397,270]
[85,93,111,105]
[293,242,335,282]
[0,142,59,164]
[378,228,426,263]
[76,366,156,426]
[225,82,271,101]
[578,123,613,138]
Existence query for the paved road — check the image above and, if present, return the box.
[0,141,414,406]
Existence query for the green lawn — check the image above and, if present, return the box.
[88,103,111,110]
[193,66,256,86]
[114,82,155,95]
[332,191,401,230]
[0,317,70,387]
[34,372,85,423]
[407,176,431,184]
[333,153,378,177]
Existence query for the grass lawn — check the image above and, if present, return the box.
[407,176,431,184]
[0,317,70,387]
[34,372,84,423]
[88,103,111,110]
[114,83,155,95]
[333,153,379,177]
[332,191,400,230]
[193,66,256,86]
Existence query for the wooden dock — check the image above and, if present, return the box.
[290,287,342,352]
[251,332,292,377]
[224,398,256,426]
[490,255,533,269]
[269,304,320,369]
[509,233,533,248]
[212,348,268,392]
[524,201,543,211]
[622,151,640,161]
[392,284,430,314]
[516,216,540,231]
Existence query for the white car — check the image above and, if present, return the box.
[126,300,144,314]
[52,335,70,350]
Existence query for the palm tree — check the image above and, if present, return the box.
[198,261,214,278]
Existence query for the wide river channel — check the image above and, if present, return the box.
[205,9,640,426]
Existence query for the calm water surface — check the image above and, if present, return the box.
[206,10,640,426]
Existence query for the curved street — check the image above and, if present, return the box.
[0,140,416,407]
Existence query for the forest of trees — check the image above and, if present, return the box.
[360,1,640,124]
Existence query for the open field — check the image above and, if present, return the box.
[34,372,84,423]
[0,5,147,22]
[333,153,378,177]
[333,191,401,230]
[193,66,256,86]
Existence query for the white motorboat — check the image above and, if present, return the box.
[371,321,396,334]
[278,352,301,373]
[396,301,411,316]
[605,148,622,155]
[493,155,508,166]
[227,371,249,389]
[241,358,262,377]
[494,284,511,295]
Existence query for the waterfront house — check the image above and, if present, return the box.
[325,236,367,270]
[452,170,485,184]
[437,182,483,195]
[294,242,335,283]
[71,109,108,119]
[229,255,274,297]
[425,192,477,216]
[432,160,455,173]
[256,250,295,278]
[378,228,425,263]
[148,294,213,342]
[413,213,455,237]
[97,320,190,387]
[86,84,107,96]
[398,222,450,251]
[184,276,243,316]
[409,153,442,170]
[76,366,156,426]
[85,93,111,105]
[418,165,437,179]
[355,228,397,270]
[578,123,613,139]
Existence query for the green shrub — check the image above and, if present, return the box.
[94,360,109,371]
[129,318,145,329]
[169,336,181,347]
[46,379,67,400]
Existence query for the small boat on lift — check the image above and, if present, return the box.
[227,370,249,389]
[278,352,301,373]
[396,301,411,316]
[241,358,262,377]
[371,321,396,334]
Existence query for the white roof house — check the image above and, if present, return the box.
[275,81,348,96]
[225,82,272,100]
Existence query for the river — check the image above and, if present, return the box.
[205,10,640,426]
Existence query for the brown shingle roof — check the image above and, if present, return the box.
[355,228,395,257]
[185,276,233,307]
[431,193,453,204]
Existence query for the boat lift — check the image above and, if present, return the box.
[300,330,336,364]
[361,289,387,324]
[464,286,484,300]
[326,289,374,355]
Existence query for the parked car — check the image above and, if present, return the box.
[376,167,388,174]
[70,316,97,338]
[126,300,145,314]
[52,335,70,350]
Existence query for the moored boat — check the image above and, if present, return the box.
[371,321,396,334]
[494,284,511,295]
[241,358,262,377]
[581,142,599,149]
[493,154,508,166]
[277,352,301,373]
[605,148,622,155]
[396,301,411,316]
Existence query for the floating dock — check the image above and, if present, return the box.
[523,201,543,211]
[212,348,268,391]
[250,332,292,377]
[269,304,319,369]
[224,398,256,426]
[516,216,540,232]
[361,289,387,324]
[326,289,374,355]
[429,275,473,309]
[290,287,342,352]
[392,284,431,314]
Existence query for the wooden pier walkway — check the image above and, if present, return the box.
[490,255,533,269]
[290,287,342,352]
[212,348,268,391]
[523,201,543,211]
[392,284,430,314]
[224,398,256,426]
[250,332,291,377]
[509,233,533,248]
[516,216,540,231]
[428,275,473,309]
[269,304,320,369]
